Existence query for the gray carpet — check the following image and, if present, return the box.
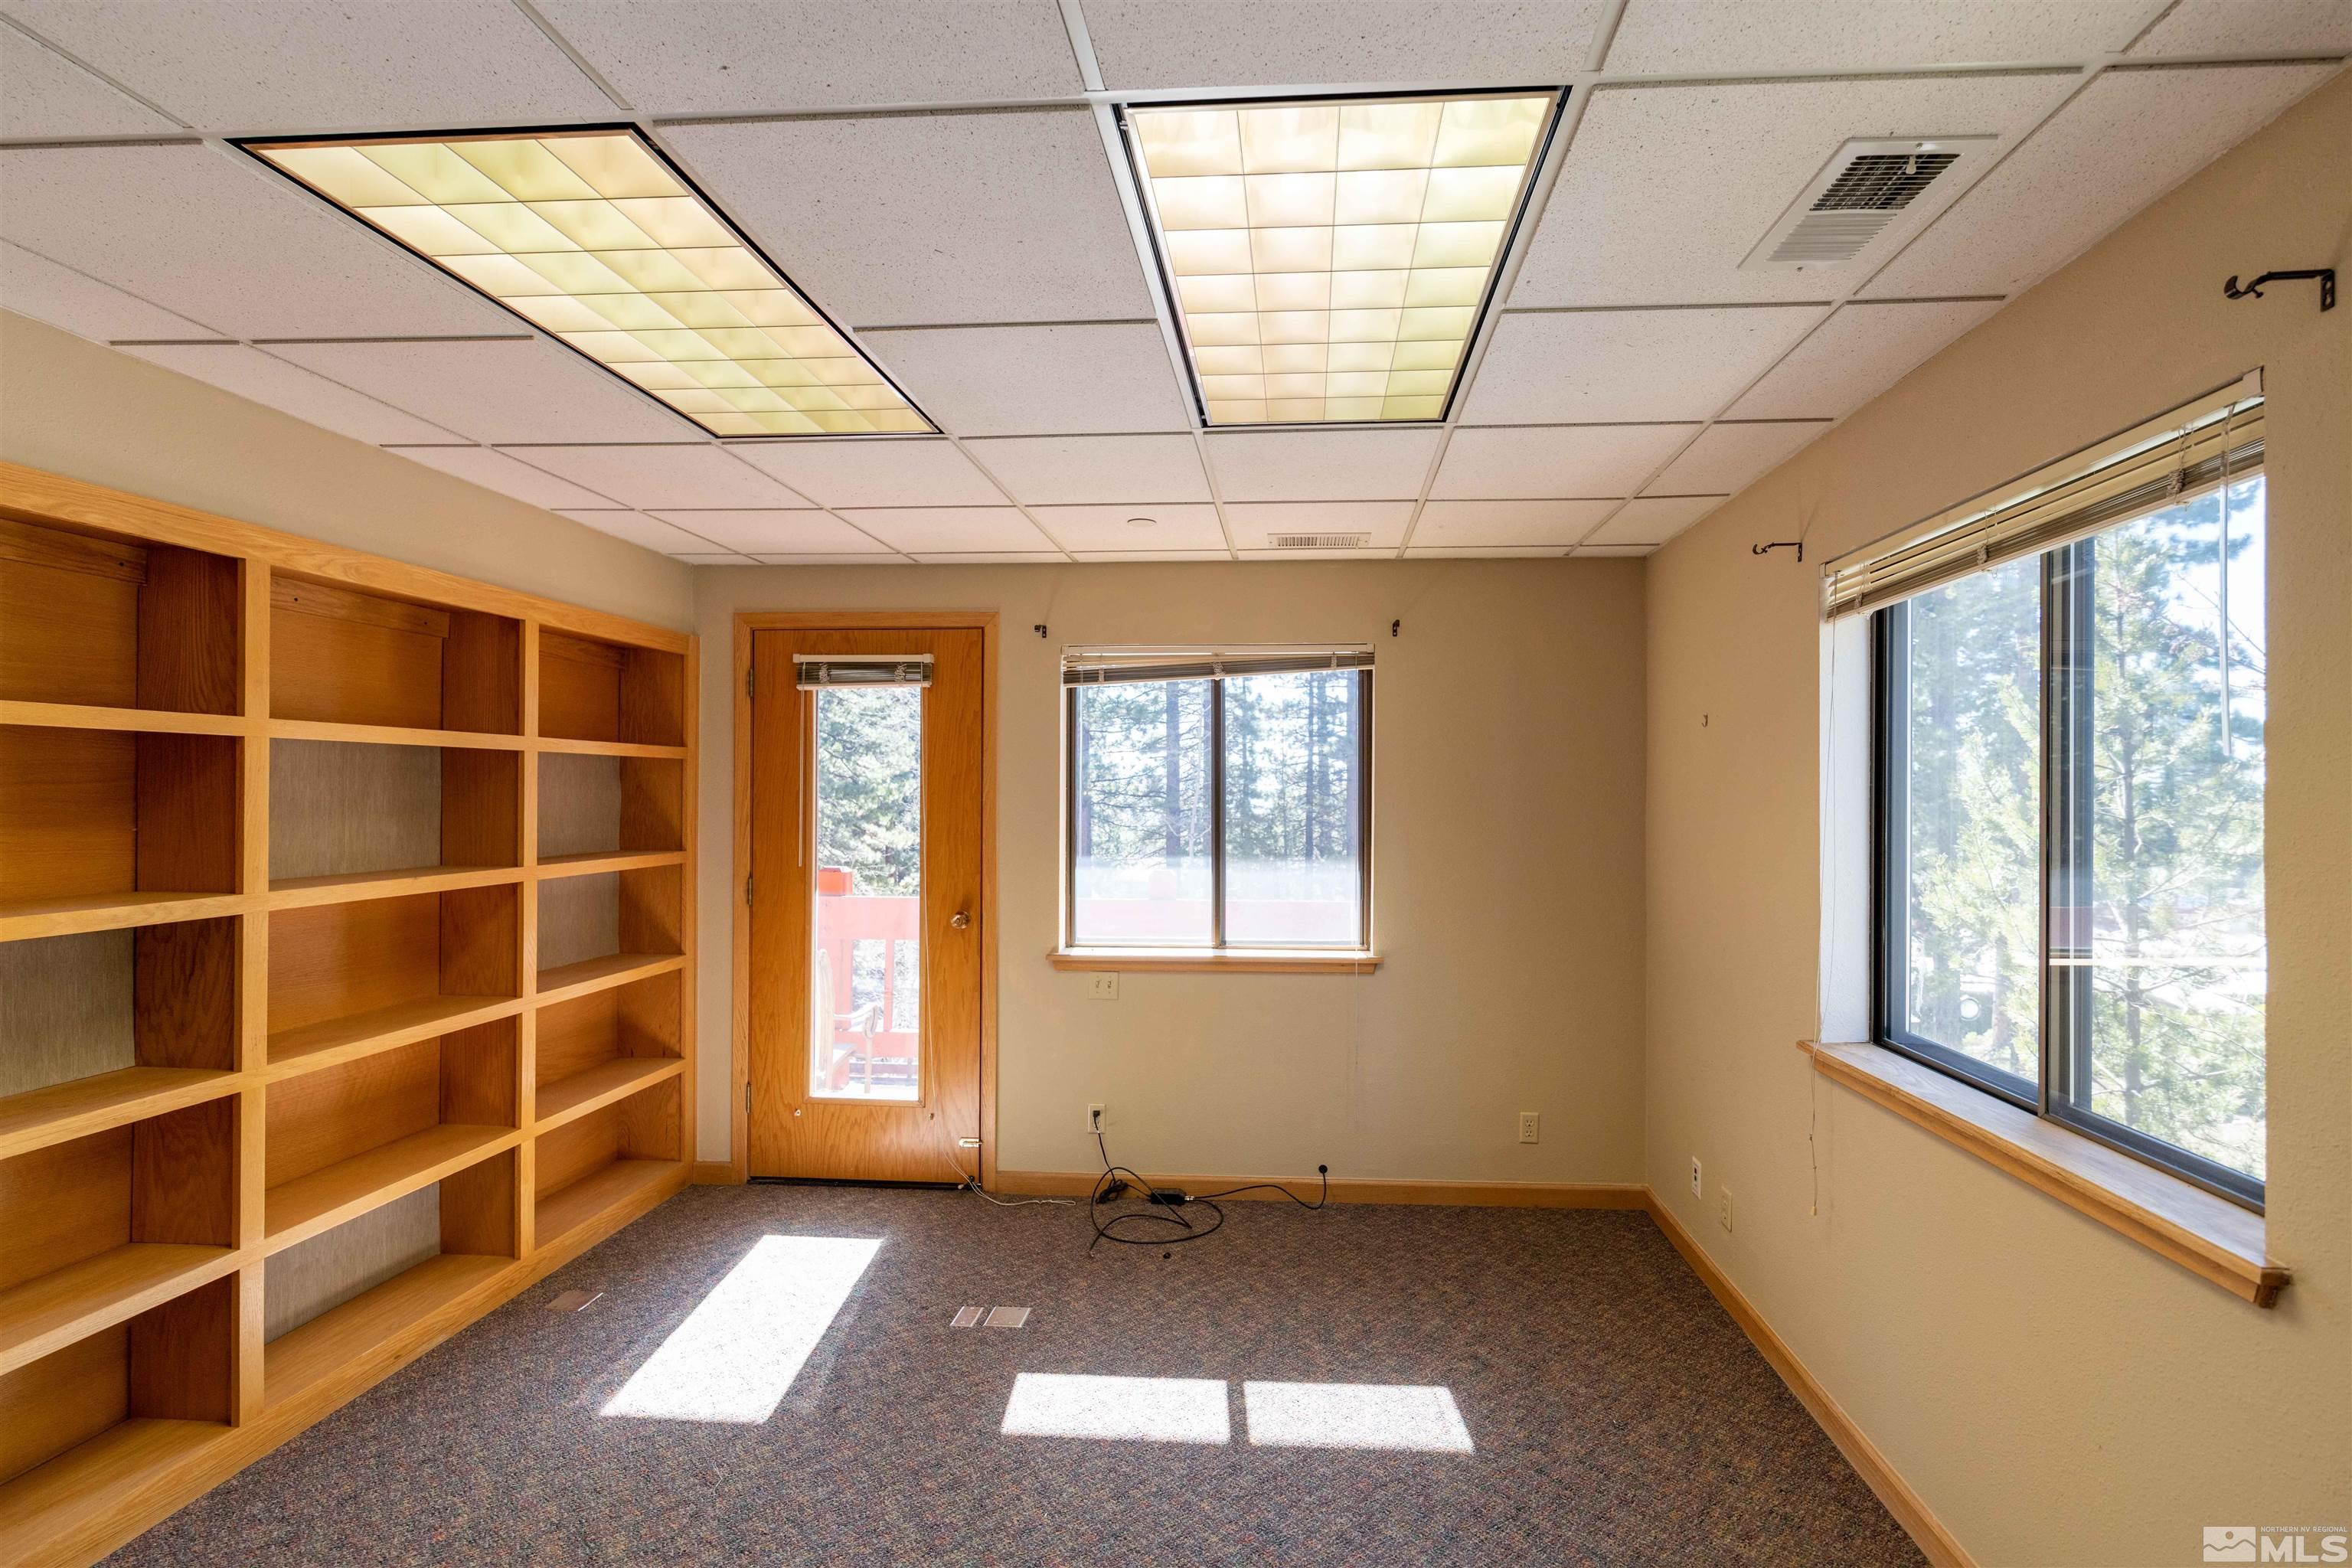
[109,1185,1924,1566]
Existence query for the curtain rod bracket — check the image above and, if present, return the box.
[2223,268,2334,311]
[1753,541,1804,562]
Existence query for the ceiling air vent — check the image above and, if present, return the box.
[1268,532,1372,550]
[1742,136,1988,272]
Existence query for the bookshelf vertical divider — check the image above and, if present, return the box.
[0,462,696,1568]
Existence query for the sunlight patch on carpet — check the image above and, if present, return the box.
[1001,1373,1233,1445]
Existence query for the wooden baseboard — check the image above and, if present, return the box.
[1643,1195,1973,1568]
[992,1168,1651,1208]
[30,1167,689,1568]
[688,1159,743,1185]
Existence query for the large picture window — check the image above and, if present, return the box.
[1874,466,2269,1207]
[1065,648,1371,952]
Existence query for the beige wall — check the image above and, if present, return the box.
[693,560,1648,1183]
[0,311,694,631]
[1644,74,2350,1567]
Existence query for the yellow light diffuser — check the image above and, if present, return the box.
[246,128,931,437]
[1129,93,1556,426]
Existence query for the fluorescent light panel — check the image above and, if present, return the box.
[1128,93,1557,427]
[247,129,930,438]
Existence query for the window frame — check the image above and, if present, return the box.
[1062,666,1374,956]
[1871,521,2266,1214]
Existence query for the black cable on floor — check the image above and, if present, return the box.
[1085,1129,1328,1253]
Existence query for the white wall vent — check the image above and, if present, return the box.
[1267,532,1371,549]
[1742,136,1990,272]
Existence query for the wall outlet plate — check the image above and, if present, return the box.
[1719,1186,1734,1233]
[1690,1157,1703,1199]
[1089,973,1119,1001]
[1086,1103,1105,1134]
[1517,1111,1540,1144]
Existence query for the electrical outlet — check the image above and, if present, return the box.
[1719,1185,1734,1233]
[1088,973,1119,1001]
[1086,1103,1105,1135]
[1517,1111,1540,1144]
[1690,1157,1703,1199]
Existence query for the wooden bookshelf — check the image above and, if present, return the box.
[0,462,697,1568]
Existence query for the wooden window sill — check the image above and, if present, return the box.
[1800,1040,2287,1307]
[1050,948,1381,975]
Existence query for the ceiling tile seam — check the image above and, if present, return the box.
[1559,52,2134,550]
[4,237,231,339]
[1057,0,1108,95]
[1502,302,1839,315]
[1584,0,1635,73]
[1395,74,1595,557]
[1078,93,1236,558]
[0,132,204,150]
[0,11,191,129]
[858,318,1160,333]
[385,443,630,508]
[2123,0,2191,54]
[563,507,737,555]
[507,0,635,113]
[926,420,1095,562]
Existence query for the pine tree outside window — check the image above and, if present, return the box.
[1875,470,2269,1208]
[1063,648,1371,952]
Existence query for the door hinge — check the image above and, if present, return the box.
[743,1082,751,1114]
[746,663,755,698]
[744,874,753,906]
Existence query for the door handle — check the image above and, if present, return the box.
[950,910,972,929]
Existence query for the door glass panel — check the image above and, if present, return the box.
[1223,669,1364,946]
[810,684,922,1101]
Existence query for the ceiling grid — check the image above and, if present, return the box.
[0,0,2341,562]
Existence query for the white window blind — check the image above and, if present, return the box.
[794,655,933,688]
[1821,372,2264,620]
[1061,644,1374,686]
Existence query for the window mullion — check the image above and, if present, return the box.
[1210,677,1227,951]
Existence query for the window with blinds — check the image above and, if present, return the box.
[1061,645,1373,952]
[1861,374,2270,1208]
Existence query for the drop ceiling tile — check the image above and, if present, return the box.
[1412,498,1619,548]
[551,509,731,554]
[0,20,177,136]
[1867,63,2338,299]
[730,439,1003,507]
[863,324,1191,436]
[1082,0,1608,88]
[1429,423,1699,498]
[909,551,1067,564]
[1642,421,1829,495]
[267,339,689,445]
[1206,430,1442,501]
[1403,546,1570,558]
[662,110,1151,327]
[1,241,217,340]
[500,445,806,509]
[1511,74,2068,309]
[645,509,889,554]
[1070,550,1236,562]
[534,1,1083,114]
[122,342,459,444]
[676,552,762,564]
[5,0,614,133]
[1030,504,1227,551]
[1236,547,1397,560]
[1462,308,1827,425]
[1573,543,1655,557]
[1726,299,2003,419]
[1586,495,1726,545]
[1602,0,2153,74]
[838,506,1057,553]
[1224,500,1419,548]
[751,554,913,566]
[387,446,618,510]
[964,435,1210,505]
[0,143,508,338]
[2128,0,2352,55]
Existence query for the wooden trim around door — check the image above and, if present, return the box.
[727,612,999,1187]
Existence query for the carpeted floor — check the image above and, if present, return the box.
[109,1186,1924,1566]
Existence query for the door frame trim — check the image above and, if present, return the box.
[728,610,1001,1187]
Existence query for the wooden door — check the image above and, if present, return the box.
[748,627,983,1181]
